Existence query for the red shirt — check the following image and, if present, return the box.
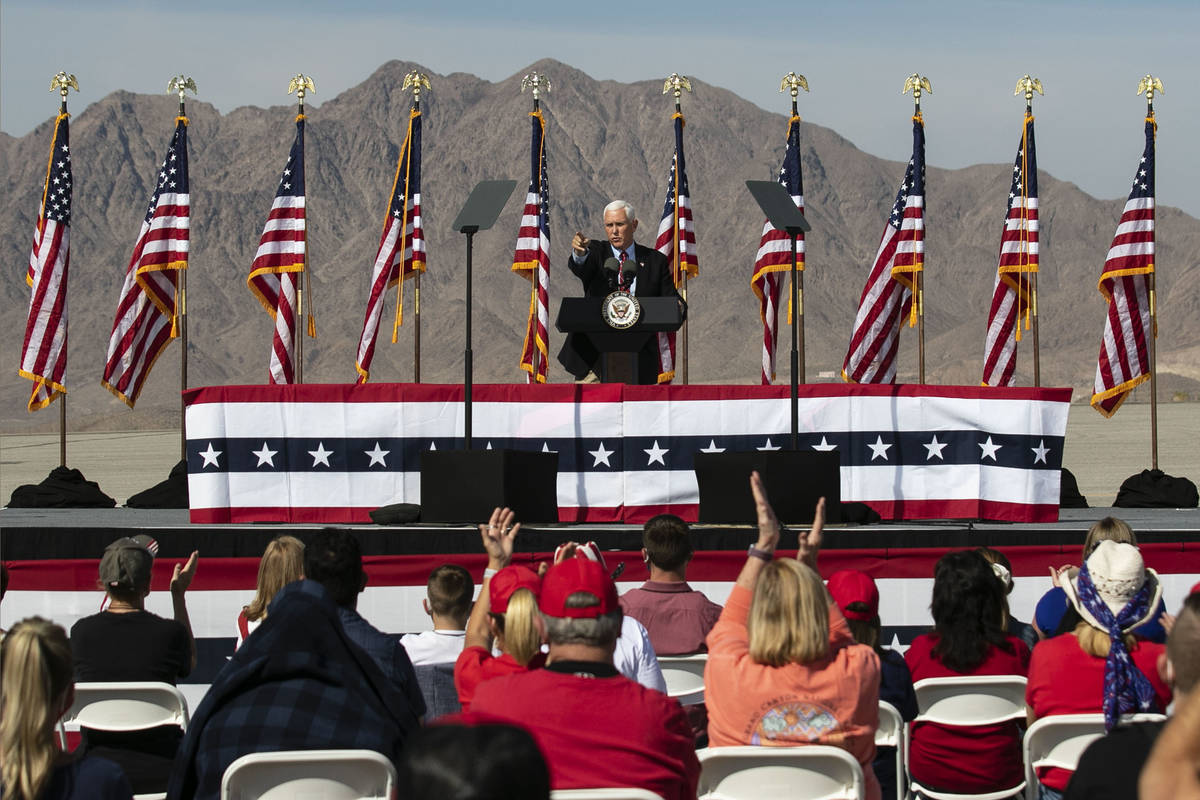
[453,646,545,712]
[620,581,723,655]
[904,633,1030,794]
[472,665,699,800]
[1026,633,1170,790]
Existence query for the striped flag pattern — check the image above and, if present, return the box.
[355,107,424,383]
[982,113,1039,387]
[652,112,698,384]
[19,112,73,411]
[247,117,307,385]
[843,115,926,384]
[511,110,551,384]
[1092,119,1156,416]
[751,115,805,385]
[102,117,190,407]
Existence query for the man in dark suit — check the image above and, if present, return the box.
[557,200,685,385]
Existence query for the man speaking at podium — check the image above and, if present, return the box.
[557,200,685,385]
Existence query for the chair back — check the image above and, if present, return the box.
[875,700,904,800]
[414,662,462,721]
[220,748,396,799]
[64,681,189,733]
[550,789,664,799]
[1021,713,1166,800]
[697,745,865,800]
[657,654,707,705]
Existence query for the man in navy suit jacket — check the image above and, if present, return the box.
[557,200,685,385]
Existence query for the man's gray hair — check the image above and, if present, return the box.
[604,199,636,222]
[541,591,623,646]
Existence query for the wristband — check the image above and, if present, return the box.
[747,545,773,561]
[483,568,498,580]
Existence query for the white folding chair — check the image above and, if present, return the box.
[551,789,664,799]
[905,675,1028,800]
[876,700,905,800]
[220,749,396,800]
[697,745,865,800]
[1021,713,1166,800]
[657,654,707,705]
[61,682,190,800]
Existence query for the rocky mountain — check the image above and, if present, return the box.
[3,59,1198,433]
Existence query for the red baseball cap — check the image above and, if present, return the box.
[827,570,880,621]
[539,557,619,619]
[489,565,540,613]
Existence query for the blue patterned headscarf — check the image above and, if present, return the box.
[1075,559,1158,730]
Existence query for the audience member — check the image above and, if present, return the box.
[1,562,9,637]
[828,568,916,800]
[619,513,722,655]
[454,508,546,712]
[396,713,551,800]
[166,579,420,800]
[905,549,1030,797]
[69,536,197,795]
[402,564,473,665]
[1028,541,1172,798]
[472,555,699,799]
[558,540,667,691]
[235,534,303,649]
[1138,666,1200,800]
[303,529,426,720]
[1062,517,1168,642]
[1033,587,1070,641]
[1068,591,1200,799]
[705,473,881,800]
[1,617,132,800]
[977,546,1038,650]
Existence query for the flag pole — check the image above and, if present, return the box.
[52,72,77,466]
[1016,75,1044,387]
[520,73,549,380]
[289,74,315,383]
[663,73,693,384]
[904,74,929,384]
[168,75,195,460]
[1140,75,1163,470]
[781,72,809,386]
[405,73,430,383]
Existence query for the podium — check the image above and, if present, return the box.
[556,296,684,384]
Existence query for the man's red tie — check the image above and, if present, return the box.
[618,251,627,290]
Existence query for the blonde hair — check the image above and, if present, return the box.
[1074,621,1135,658]
[747,559,830,667]
[1,617,73,800]
[1082,518,1137,563]
[491,588,542,667]
[244,535,305,622]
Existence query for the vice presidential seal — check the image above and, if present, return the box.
[601,291,641,329]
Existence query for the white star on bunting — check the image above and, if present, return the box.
[644,440,669,466]
[756,438,782,452]
[365,442,389,467]
[699,439,726,454]
[978,436,1002,461]
[923,435,948,460]
[199,443,222,468]
[589,442,614,468]
[308,442,333,467]
[1031,440,1050,464]
[867,436,892,461]
[813,436,838,452]
[252,442,277,467]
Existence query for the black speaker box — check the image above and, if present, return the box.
[420,449,559,523]
[694,451,841,525]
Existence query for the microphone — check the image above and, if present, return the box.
[622,260,640,280]
[602,257,622,290]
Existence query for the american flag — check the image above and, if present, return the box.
[19,113,73,411]
[247,117,307,385]
[751,115,805,385]
[982,113,1039,387]
[355,107,425,383]
[102,117,190,407]
[652,112,698,384]
[843,115,926,384]
[1092,118,1156,416]
[511,110,551,384]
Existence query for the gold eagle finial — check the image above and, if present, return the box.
[1137,74,1164,103]
[402,70,432,104]
[1014,75,1044,102]
[288,74,316,107]
[50,71,79,96]
[520,71,551,100]
[779,72,809,98]
[662,73,693,98]
[167,75,197,102]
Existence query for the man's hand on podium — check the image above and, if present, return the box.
[572,231,589,256]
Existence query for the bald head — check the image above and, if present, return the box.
[1166,592,1200,695]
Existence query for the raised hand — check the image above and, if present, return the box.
[749,471,781,554]
[170,551,199,596]
[797,497,824,570]
[572,231,589,255]
[479,507,520,570]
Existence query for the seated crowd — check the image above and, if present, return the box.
[1,491,1198,800]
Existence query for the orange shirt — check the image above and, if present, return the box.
[704,584,881,800]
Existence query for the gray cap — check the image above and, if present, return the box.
[98,536,157,593]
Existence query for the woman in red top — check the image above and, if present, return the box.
[1026,540,1170,799]
[905,550,1031,796]
[236,535,304,649]
[454,507,546,711]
